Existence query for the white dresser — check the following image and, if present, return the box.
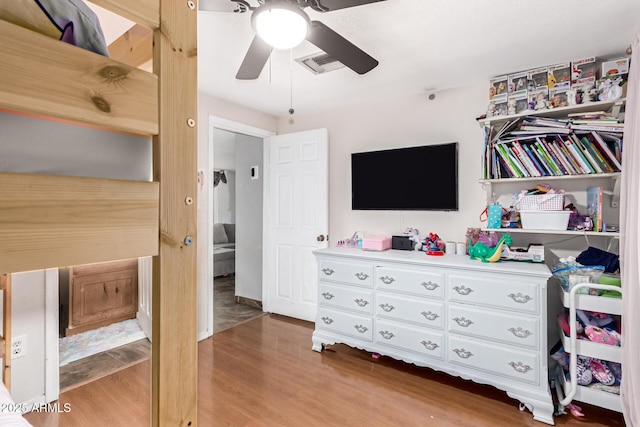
[312,247,555,425]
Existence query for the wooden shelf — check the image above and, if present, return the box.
[477,98,626,127]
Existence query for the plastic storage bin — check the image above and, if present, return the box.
[520,210,571,230]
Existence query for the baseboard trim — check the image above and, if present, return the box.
[234,296,262,309]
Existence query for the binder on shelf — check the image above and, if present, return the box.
[581,135,615,173]
[562,136,594,173]
[512,141,541,176]
[523,143,552,176]
[534,139,563,175]
[571,134,603,173]
[590,131,623,171]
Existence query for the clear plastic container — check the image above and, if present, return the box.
[552,264,605,294]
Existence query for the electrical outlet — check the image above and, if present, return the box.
[12,335,27,359]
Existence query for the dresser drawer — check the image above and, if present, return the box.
[319,283,374,315]
[448,304,538,349]
[376,292,444,329]
[319,260,374,288]
[316,308,373,341]
[448,335,539,385]
[448,273,539,314]
[375,320,444,360]
[375,266,444,299]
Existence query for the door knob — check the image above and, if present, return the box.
[317,235,325,242]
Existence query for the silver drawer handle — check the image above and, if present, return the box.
[453,348,474,359]
[379,303,395,312]
[508,327,533,338]
[354,298,370,307]
[321,316,334,325]
[508,361,533,374]
[421,281,439,291]
[421,340,439,351]
[321,268,334,276]
[379,330,395,340]
[379,276,395,285]
[508,292,532,304]
[453,317,474,327]
[355,272,369,281]
[321,292,335,300]
[421,311,439,321]
[453,285,474,295]
[354,324,369,334]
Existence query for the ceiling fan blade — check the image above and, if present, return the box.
[236,35,272,80]
[306,21,378,75]
[307,0,387,13]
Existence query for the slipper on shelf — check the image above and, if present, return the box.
[609,362,623,385]
[576,356,594,386]
[589,358,616,386]
[585,325,621,346]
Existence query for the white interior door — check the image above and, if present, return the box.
[264,128,329,322]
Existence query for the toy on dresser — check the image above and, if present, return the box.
[423,233,445,256]
[402,227,422,250]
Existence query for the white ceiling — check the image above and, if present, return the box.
[92,1,640,119]
[197,0,640,118]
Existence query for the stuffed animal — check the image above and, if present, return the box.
[402,227,422,250]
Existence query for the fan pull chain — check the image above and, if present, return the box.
[289,49,295,115]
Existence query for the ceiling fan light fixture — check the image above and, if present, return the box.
[251,3,310,50]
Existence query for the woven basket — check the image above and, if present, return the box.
[517,193,564,211]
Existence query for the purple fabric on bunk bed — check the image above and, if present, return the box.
[0,0,108,56]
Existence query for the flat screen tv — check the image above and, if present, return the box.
[351,142,458,211]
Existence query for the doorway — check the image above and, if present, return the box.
[207,118,275,336]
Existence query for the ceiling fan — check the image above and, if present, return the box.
[199,0,386,80]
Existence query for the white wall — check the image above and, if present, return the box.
[9,271,46,404]
[196,93,277,337]
[235,134,264,302]
[213,170,236,224]
[0,113,151,180]
[277,84,489,246]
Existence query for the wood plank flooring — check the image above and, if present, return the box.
[26,314,625,427]
[58,276,262,391]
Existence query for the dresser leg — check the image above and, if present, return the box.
[312,332,336,352]
[508,391,555,425]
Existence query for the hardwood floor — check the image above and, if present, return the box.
[27,314,624,427]
[58,275,262,391]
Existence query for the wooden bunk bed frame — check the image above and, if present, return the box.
[0,1,198,426]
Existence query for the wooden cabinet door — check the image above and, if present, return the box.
[67,259,138,335]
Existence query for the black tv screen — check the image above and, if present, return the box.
[351,143,458,211]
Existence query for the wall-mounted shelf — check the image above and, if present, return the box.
[482,228,619,238]
[477,98,626,127]
[480,173,621,208]
[479,172,620,185]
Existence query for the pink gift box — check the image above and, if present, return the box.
[362,236,392,251]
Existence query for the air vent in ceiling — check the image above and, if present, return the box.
[295,52,346,75]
